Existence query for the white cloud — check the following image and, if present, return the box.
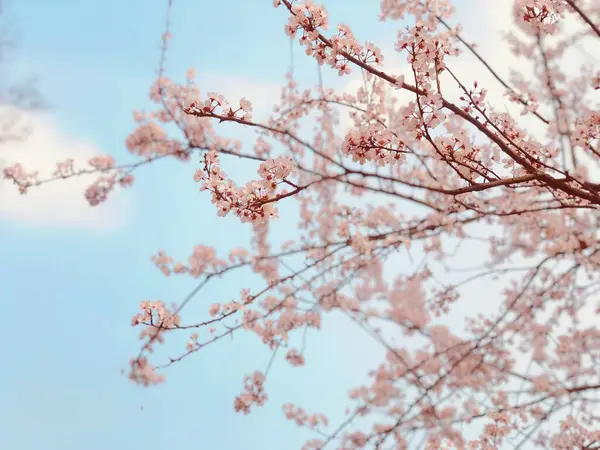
[0,107,131,230]
[197,72,281,121]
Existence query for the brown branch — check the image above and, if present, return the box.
[434,14,550,125]
[279,0,600,205]
[565,0,600,39]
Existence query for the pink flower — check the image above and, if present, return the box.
[285,348,305,366]
[208,303,221,317]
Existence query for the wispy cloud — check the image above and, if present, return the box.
[0,107,131,230]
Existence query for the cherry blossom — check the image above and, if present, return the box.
[7,0,600,448]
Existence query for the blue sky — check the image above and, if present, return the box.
[0,1,400,449]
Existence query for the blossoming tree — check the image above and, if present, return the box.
[5,0,600,448]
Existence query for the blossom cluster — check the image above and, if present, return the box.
[234,371,268,414]
[194,150,297,224]
[514,0,568,34]
[342,123,406,166]
[279,1,383,75]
